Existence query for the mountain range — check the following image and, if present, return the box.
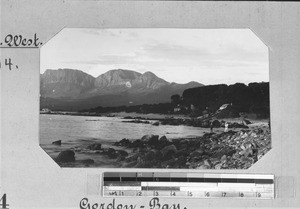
[40,68,203,111]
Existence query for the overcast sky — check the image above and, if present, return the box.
[41,28,269,85]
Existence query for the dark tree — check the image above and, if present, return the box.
[171,94,181,105]
[182,82,269,118]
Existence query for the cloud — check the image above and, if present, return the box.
[63,41,267,73]
[64,43,212,65]
[42,28,269,84]
[80,28,118,37]
[140,43,211,60]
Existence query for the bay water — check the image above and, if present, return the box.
[39,114,208,167]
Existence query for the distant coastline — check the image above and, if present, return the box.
[40,110,188,120]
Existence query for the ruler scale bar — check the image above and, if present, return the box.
[104,181,141,186]
[103,172,274,199]
[104,186,273,193]
[142,182,218,187]
[104,186,142,190]
[104,177,273,183]
[103,190,274,199]
[142,186,181,191]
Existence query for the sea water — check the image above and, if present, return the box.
[40,114,206,145]
[39,114,208,167]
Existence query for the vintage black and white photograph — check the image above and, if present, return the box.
[39,28,270,169]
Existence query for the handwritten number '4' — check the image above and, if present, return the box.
[5,59,13,71]
[0,194,9,209]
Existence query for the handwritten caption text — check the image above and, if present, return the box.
[79,197,187,209]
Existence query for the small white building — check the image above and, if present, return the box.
[219,104,230,111]
[174,105,181,112]
[40,108,51,114]
[174,105,188,113]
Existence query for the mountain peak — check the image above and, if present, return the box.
[95,69,141,88]
[102,69,142,77]
[42,68,95,81]
[40,68,96,98]
[40,68,204,108]
[44,68,93,75]
[143,71,156,76]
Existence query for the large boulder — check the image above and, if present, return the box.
[107,148,117,159]
[117,150,128,157]
[157,135,171,149]
[212,120,221,128]
[129,139,143,148]
[214,163,223,169]
[202,120,210,128]
[52,140,61,145]
[196,164,211,169]
[211,147,235,159]
[229,122,248,129]
[239,147,253,157]
[141,134,159,142]
[243,119,252,125]
[177,139,189,150]
[144,150,155,161]
[125,153,141,162]
[114,138,131,147]
[220,155,227,163]
[161,144,177,160]
[203,159,213,168]
[144,149,162,161]
[141,134,159,147]
[56,150,75,162]
[152,122,160,126]
[189,149,204,158]
[87,143,102,150]
[175,149,191,158]
[159,135,167,141]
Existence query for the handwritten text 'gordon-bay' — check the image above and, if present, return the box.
[79,197,187,209]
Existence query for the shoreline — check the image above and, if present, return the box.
[41,111,269,128]
[45,121,270,169]
[40,111,190,120]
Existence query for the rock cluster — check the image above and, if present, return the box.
[53,126,270,169]
[52,140,62,145]
[122,119,150,124]
[54,149,95,167]
[113,127,271,169]
[86,143,102,150]
[55,150,75,162]
[160,118,249,129]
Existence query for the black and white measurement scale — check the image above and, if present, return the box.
[103,172,274,199]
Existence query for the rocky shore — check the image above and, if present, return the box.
[53,125,271,169]
[160,118,250,129]
[121,116,251,129]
